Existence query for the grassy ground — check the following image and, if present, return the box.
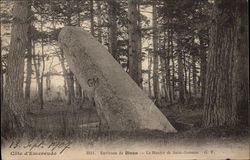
[2,100,249,147]
[1,101,248,160]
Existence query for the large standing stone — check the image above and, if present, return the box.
[59,27,176,133]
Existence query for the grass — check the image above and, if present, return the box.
[1,100,249,148]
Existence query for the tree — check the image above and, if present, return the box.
[203,0,248,127]
[128,0,142,87]
[107,0,118,61]
[32,40,42,103]
[191,36,197,97]
[232,0,248,125]
[89,0,95,35]
[163,21,173,104]
[4,0,29,133]
[147,47,153,97]
[199,29,208,102]
[157,0,211,104]
[24,1,35,103]
[44,0,88,104]
[152,1,160,103]
[39,15,46,109]
[24,13,32,102]
[176,36,185,104]
[96,1,103,43]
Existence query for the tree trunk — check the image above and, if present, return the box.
[25,52,32,102]
[160,53,167,99]
[0,59,3,103]
[0,12,3,103]
[58,52,75,105]
[32,41,41,102]
[24,11,32,102]
[89,0,95,36]
[45,75,51,91]
[188,64,192,100]
[170,22,175,101]
[232,0,248,125]
[148,49,152,97]
[192,35,197,97]
[152,2,160,103]
[59,27,176,133]
[165,26,172,104]
[107,0,118,61]
[96,0,102,43]
[128,0,141,86]
[199,33,207,103]
[137,1,142,88]
[56,49,72,103]
[177,40,185,104]
[77,0,81,27]
[183,51,188,101]
[203,0,248,127]
[40,19,45,109]
[4,0,29,131]
[159,30,168,100]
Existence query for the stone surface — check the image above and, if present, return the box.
[58,27,176,133]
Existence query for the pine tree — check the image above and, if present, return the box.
[128,0,142,87]
[203,0,248,127]
[4,0,29,133]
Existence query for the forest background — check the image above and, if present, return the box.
[0,0,248,140]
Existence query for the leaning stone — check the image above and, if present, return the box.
[59,27,176,133]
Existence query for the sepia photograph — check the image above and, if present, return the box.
[0,0,249,159]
